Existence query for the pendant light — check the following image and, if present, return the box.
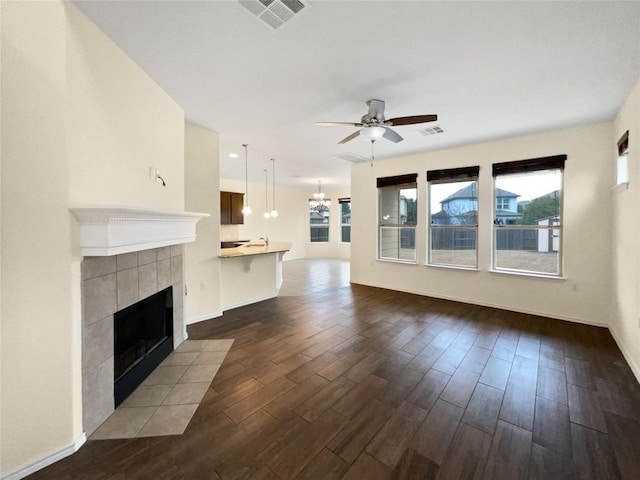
[270,158,278,218]
[263,169,271,219]
[241,144,252,215]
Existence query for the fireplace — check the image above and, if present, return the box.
[81,245,187,435]
[74,208,208,436]
[114,286,173,407]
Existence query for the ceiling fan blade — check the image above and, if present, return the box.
[338,130,361,144]
[383,127,403,143]
[315,121,363,127]
[385,114,438,126]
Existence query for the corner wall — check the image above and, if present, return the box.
[1,1,185,477]
[65,4,184,210]
[611,79,640,379]
[1,2,77,476]
[351,122,613,327]
[184,123,222,324]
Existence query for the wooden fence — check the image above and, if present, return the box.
[429,228,538,250]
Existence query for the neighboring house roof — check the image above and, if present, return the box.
[432,209,478,218]
[496,188,520,199]
[496,209,522,218]
[441,184,478,203]
[432,210,450,219]
[441,185,519,203]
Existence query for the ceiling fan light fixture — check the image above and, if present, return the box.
[360,126,385,141]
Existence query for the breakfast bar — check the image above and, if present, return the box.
[219,241,292,310]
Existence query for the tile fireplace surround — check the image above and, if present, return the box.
[82,245,186,435]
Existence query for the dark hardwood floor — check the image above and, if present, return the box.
[31,259,640,479]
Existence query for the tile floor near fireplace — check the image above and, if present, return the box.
[91,339,233,439]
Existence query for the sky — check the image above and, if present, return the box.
[429,171,562,214]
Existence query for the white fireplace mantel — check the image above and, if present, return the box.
[70,207,210,256]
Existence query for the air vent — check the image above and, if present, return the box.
[239,0,308,30]
[334,152,369,164]
[418,125,445,136]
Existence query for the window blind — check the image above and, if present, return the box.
[492,155,566,176]
[376,173,418,188]
[427,166,479,183]
[618,131,629,156]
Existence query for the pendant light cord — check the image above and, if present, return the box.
[243,144,249,205]
[264,169,270,217]
[370,139,375,167]
[271,158,276,210]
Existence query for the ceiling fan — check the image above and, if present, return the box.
[315,99,437,144]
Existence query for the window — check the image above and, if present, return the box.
[309,198,331,242]
[339,198,351,243]
[617,130,629,185]
[496,197,510,210]
[492,155,565,276]
[378,174,417,262]
[428,166,479,268]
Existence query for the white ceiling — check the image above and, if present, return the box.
[74,0,640,189]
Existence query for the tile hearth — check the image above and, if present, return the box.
[91,339,233,440]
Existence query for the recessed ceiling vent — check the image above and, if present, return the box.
[334,152,369,164]
[418,125,445,136]
[239,0,308,30]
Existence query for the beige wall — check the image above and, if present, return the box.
[66,4,184,211]
[611,79,640,378]
[351,122,614,327]
[0,1,185,477]
[220,179,350,261]
[1,2,78,475]
[184,123,222,324]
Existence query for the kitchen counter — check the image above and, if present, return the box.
[219,241,292,258]
[219,241,292,310]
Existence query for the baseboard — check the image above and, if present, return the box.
[186,311,223,325]
[351,280,609,328]
[608,326,640,384]
[222,292,278,312]
[2,433,86,480]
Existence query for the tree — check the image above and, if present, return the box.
[404,197,417,224]
[445,203,478,225]
[520,194,560,224]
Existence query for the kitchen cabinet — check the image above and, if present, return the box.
[220,191,244,224]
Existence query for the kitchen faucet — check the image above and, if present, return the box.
[260,236,269,246]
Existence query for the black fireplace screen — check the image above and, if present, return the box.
[113,286,173,406]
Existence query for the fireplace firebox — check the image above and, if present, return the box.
[114,286,173,407]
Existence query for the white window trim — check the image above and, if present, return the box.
[492,169,564,277]
[427,178,479,270]
[616,153,629,186]
[377,183,417,262]
[488,269,567,280]
[340,200,351,243]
